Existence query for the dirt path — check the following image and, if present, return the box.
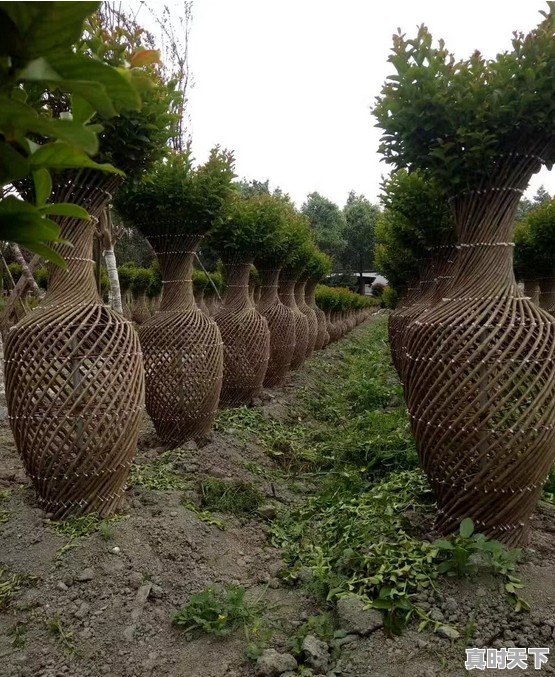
[0,316,554,677]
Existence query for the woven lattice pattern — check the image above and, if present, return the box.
[390,246,457,381]
[296,281,318,358]
[306,280,329,350]
[215,262,270,407]
[280,277,308,369]
[132,292,151,325]
[403,162,555,546]
[5,173,144,519]
[257,269,296,387]
[137,234,223,445]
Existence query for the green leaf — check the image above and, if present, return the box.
[0,196,67,267]
[48,53,141,114]
[23,240,67,268]
[0,141,29,184]
[1,2,100,60]
[72,94,95,125]
[0,96,99,155]
[40,203,90,219]
[30,142,122,174]
[33,168,52,206]
[459,518,474,539]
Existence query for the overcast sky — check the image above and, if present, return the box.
[138,0,554,208]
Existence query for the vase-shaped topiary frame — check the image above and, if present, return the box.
[214,259,270,406]
[137,231,224,445]
[5,171,145,518]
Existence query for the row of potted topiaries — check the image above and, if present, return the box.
[2,5,374,521]
[113,152,377,445]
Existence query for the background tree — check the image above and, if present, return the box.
[516,185,552,221]
[301,192,346,262]
[342,191,380,294]
[514,199,555,310]
[375,169,453,297]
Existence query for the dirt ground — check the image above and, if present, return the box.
[0,318,554,677]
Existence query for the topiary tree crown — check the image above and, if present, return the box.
[374,6,555,194]
[114,148,236,237]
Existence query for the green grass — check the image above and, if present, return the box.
[218,315,525,634]
[214,318,417,479]
[199,478,263,516]
[50,513,125,558]
[130,451,192,492]
[173,585,274,659]
[0,569,36,611]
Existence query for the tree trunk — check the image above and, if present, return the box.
[103,246,123,314]
[11,244,42,299]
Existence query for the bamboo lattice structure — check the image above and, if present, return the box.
[402,149,555,545]
[279,276,309,370]
[257,268,295,387]
[296,279,318,358]
[215,261,270,407]
[137,232,224,445]
[306,279,329,350]
[5,171,145,518]
[132,290,151,325]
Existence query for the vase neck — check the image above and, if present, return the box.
[148,234,201,313]
[449,189,521,294]
[279,277,297,308]
[305,279,318,305]
[294,280,307,307]
[47,217,100,305]
[257,268,281,311]
[222,262,253,310]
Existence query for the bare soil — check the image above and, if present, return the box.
[0,318,554,677]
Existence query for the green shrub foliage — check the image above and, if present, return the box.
[114,148,236,236]
[374,6,555,192]
[375,169,454,294]
[514,199,555,280]
[211,192,295,263]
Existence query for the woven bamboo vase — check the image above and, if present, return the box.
[137,233,223,445]
[305,279,329,350]
[132,289,151,325]
[295,279,318,358]
[403,155,555,546]
[215,261,270,406]
[280,275,309,369]
[257,268,296,387]
[5,174,145,519]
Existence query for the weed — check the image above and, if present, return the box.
[9,621,28,648]
[290,613,335,657]
[0,569,36,610]
[181,499,226,530]
[215,320,417,480]
[434,518,528,611]
[51,513,125,559]
[0,489,11,502]
[173,585,273,657]
[199,478,262,516]
[0,509,10,525]
[47,616,79,655]
[130,452,191,492]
